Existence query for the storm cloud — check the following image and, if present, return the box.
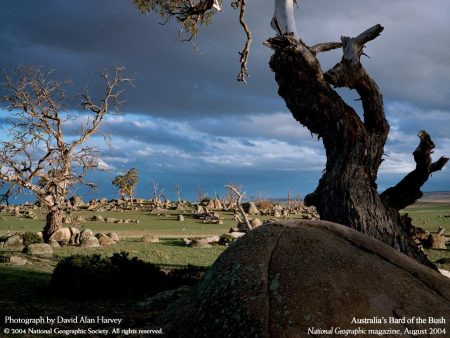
[1,0,449,200]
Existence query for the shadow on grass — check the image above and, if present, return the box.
[0,266,52,318]
[160,238,186,247]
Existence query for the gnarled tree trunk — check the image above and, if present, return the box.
[43,208,64,242]
[265,26,448,268]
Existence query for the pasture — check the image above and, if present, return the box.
[0,201,449,333]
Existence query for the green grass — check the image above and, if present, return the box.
[52,238,226,267]
[402,202,450,232]
[0,208,237,238]
[0,202,449,333]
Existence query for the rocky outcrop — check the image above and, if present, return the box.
[156,220,450,337]
[24,243,53,256]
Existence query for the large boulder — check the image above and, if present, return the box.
[24,243,53,256]
[80,236,100,248]
[70,195,84,208]
[107,232,120,242]
[97,234,115,246]
[242,202,259,215]
[157,220,450,337]
[3,233,24,248]
[79,229,94,242]
[9,255,28,265]
[48,228,71,243]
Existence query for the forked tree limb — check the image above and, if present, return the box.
[381,130,449,210]
[324,25,388,137]
[310,42,342,54]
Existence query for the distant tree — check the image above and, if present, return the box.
[0,67,131,241]
[112,168,139,206]
[151,180,165,204]
[134,1,449,268]
[196,186,208,203]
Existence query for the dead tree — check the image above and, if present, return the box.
[175,183,182,203]
[0,67,131,241]
[264,26,448,268]
[152,180,165,204]
[134,1,448,267]
[225,184,252,231]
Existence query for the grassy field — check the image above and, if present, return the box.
[0,202,449,335]
[0,208,234,238]
[402,201,450,232]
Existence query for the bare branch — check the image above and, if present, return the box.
[381,130,448,210]
[225,184,252,231]
[231,0,252,83]
[310,42,342,54]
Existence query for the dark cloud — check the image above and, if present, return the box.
[1,0,449,199]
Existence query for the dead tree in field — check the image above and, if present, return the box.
[135,1,448,267]
[264,25,448,268]
[0,67,131,241]
[225,184,252,231]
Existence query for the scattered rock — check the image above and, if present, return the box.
[229,232,246,239]
[250,218,262,228]
[206,199,215,209]
[205,236,220,244]
[213,199,223,210]
[79,229,94,242]
[189,239,211,248]
[48,228,71,243]
[80,236,100,248]
[108,233,120,242]
[4,234,24,248]
[97,234,116,246]
[24,243,53,256]
[177,215,185,222]
[70,195,84,208]
[247,202,260,215]
[9,256,28,265]
[92,215,105,222]
[142,235,160,243]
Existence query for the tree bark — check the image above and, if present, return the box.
[265,27,447,269]
[43,208,64,242]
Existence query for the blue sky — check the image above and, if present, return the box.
[1,0,449,202]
